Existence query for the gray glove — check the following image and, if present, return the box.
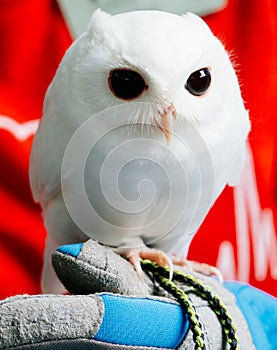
[0,239,255,350]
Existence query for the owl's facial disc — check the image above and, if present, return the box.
[107,67,210,144]
[108,68,148,100]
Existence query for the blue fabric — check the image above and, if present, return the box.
[94,293,189,348]
[225,281,277,350]
[57,242,277,349]
[57,243,83,258]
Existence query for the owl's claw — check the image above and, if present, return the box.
[173,258,223,283]
[127,250,144,280]
[126,248,174,280]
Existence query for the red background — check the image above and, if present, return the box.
[0,0,276,299]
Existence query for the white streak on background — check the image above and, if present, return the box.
[217,144,277,282]
[0,115,39,141]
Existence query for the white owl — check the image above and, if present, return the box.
[30,9,250,293]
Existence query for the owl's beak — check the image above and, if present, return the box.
[159,103,176,144]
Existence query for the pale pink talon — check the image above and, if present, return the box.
[173,258,223,283]
[126,248,174,280]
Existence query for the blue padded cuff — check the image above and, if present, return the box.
[94,294,189,348]
[57,243,84,258]
[225,281,277,350]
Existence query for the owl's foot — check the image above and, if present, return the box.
[173,258,223,283]
[126,248,174,280]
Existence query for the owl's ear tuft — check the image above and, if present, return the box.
[87,8,113,40]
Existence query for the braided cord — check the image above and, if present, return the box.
[141,259,239,350]
[173,269,239,350]
[141,260,205,350]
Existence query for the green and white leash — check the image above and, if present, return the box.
[141,260,239,350]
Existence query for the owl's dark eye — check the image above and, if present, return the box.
[108,69,147,100]
[185,68,211,96]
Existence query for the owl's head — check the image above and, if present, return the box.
[44,9,250,190]
[50,9,249,143]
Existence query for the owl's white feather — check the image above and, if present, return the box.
[30,9,250,293]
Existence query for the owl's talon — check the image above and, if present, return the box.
[127,251,144,280]
[191,262,223,283]
[164,255,174,281]
[207,265,223,283]
[126,248,174,280]
[173,258,223,283]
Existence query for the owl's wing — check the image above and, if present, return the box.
[29,79,78,207]
[29,35,89,207]
[29,109,63,207]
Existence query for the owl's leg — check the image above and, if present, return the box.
[172,258,223,283]
[123,248,174,280]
